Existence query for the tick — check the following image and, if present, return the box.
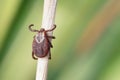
[29,24,56,60]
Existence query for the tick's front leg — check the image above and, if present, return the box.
[46,24,56,32]
[32,51,38,60]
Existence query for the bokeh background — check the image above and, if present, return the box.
[0,0,120,80]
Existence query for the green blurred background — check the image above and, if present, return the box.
[0,0,120,80]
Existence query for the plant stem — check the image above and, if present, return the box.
[36,0,57,80]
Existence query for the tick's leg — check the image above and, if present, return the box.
[44,32,53,48]
[32,51,38,60]
[47,36,55,39]
[48,51,51,59]
[29,24,39,32]
[46,24,56,32]
[47,40,53,48]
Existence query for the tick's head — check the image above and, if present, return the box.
[35,32,44,43]
[39,28,45,32]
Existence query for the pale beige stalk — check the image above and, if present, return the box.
[36,0,57,80]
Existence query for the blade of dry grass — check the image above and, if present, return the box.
[35,0,57,80]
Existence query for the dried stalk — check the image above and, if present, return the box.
[36,0,57,80]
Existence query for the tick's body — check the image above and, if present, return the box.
[29,24,56,60]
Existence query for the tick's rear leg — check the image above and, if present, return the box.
[46,35,55,48]
[48,51,51,59]
[47,39,53,48]
[32,51,38,60]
